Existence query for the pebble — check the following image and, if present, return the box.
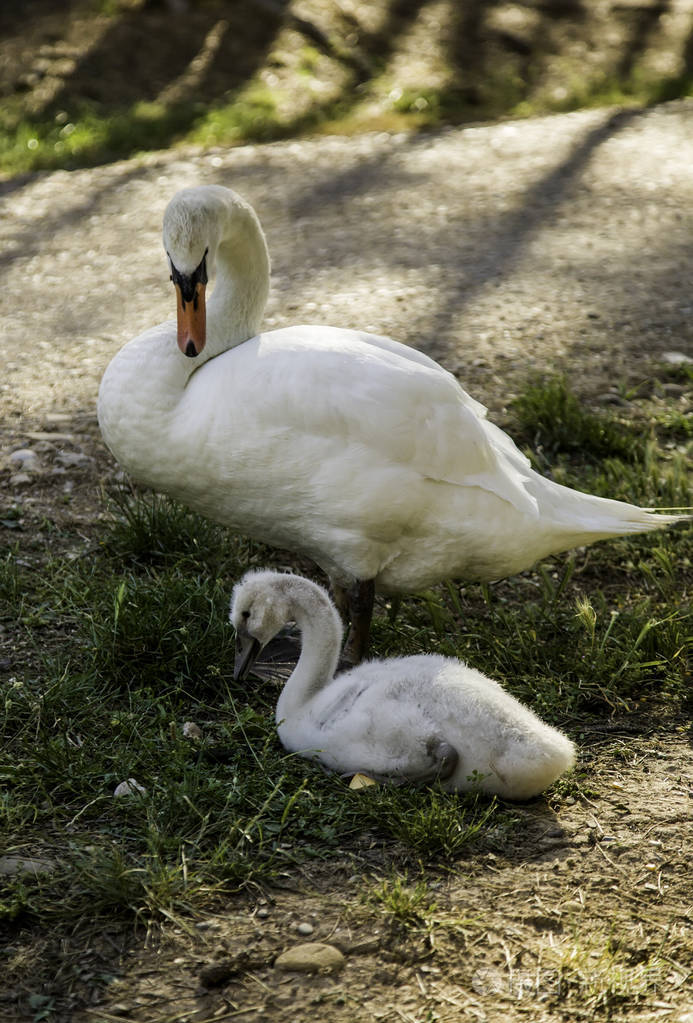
[9,473,32,487]
[0,855,56,876]
[562,900,584,912]
[275,943,345,974]
[113,778,147,798]
[296,922,314,936]
[661,351,693,365]
[9,448,40,472]
[55,451,92,468]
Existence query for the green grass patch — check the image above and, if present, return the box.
[511,376,639,463]
[0,99,204,177]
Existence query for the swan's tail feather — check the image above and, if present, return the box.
[604,508,691,534]
[547,481,691,544]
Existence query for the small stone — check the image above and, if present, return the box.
[55,451,92,468]
[182,721,203,740]
[296,922,314,936]
[562,900,584,912]
[9,448,40,472]
[661,351,693,365]
[256,907,270,919]
[0,855,56,876]
[114,778,147,798]
[275,943,345,974]
[9,473,32,487]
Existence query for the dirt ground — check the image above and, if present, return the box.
[62,736,693,1023]
[2,70,693,1023]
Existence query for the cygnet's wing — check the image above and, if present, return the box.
[304,656,460,783]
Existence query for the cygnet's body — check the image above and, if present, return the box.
[231,570,575,800]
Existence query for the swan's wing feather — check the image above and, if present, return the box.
[247,327,538,517]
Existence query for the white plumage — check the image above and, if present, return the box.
[231,570,575,799]
[98,184,686,656]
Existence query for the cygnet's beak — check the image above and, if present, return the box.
[169,249,208,358]
[234,633,263,681]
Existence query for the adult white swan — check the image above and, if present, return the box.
[98,184,686,660]
[231,570,575,799]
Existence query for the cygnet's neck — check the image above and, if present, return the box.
[275,581,344,725]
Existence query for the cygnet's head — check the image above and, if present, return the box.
[230,570,296,645]
[230,570,297,680]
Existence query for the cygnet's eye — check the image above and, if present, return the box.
[241,610,250,620]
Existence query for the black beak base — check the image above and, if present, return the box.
[169,248,209,305]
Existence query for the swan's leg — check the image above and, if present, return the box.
[330,580,350,624]
[341,578,375,665]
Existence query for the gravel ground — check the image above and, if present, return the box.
[2,98,692,437]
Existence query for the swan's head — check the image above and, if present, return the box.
[230,570,297,681]
[163,187,224,359]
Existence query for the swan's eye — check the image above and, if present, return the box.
[241,610,250,620]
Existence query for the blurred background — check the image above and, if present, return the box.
[1,0,693,179]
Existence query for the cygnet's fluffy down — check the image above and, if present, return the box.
[231,570,575,800]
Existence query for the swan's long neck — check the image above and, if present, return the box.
[275,581,344,725]
[205,199,270,356]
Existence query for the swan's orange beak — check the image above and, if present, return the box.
[169,248,208,358]
[175,281,206,358]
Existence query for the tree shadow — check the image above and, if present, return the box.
[286,105,647,323]
[23,0,286,145]
[3,0,693,177]
[614,0,670,80]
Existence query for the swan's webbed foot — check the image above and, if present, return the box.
[339,578,375,666]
